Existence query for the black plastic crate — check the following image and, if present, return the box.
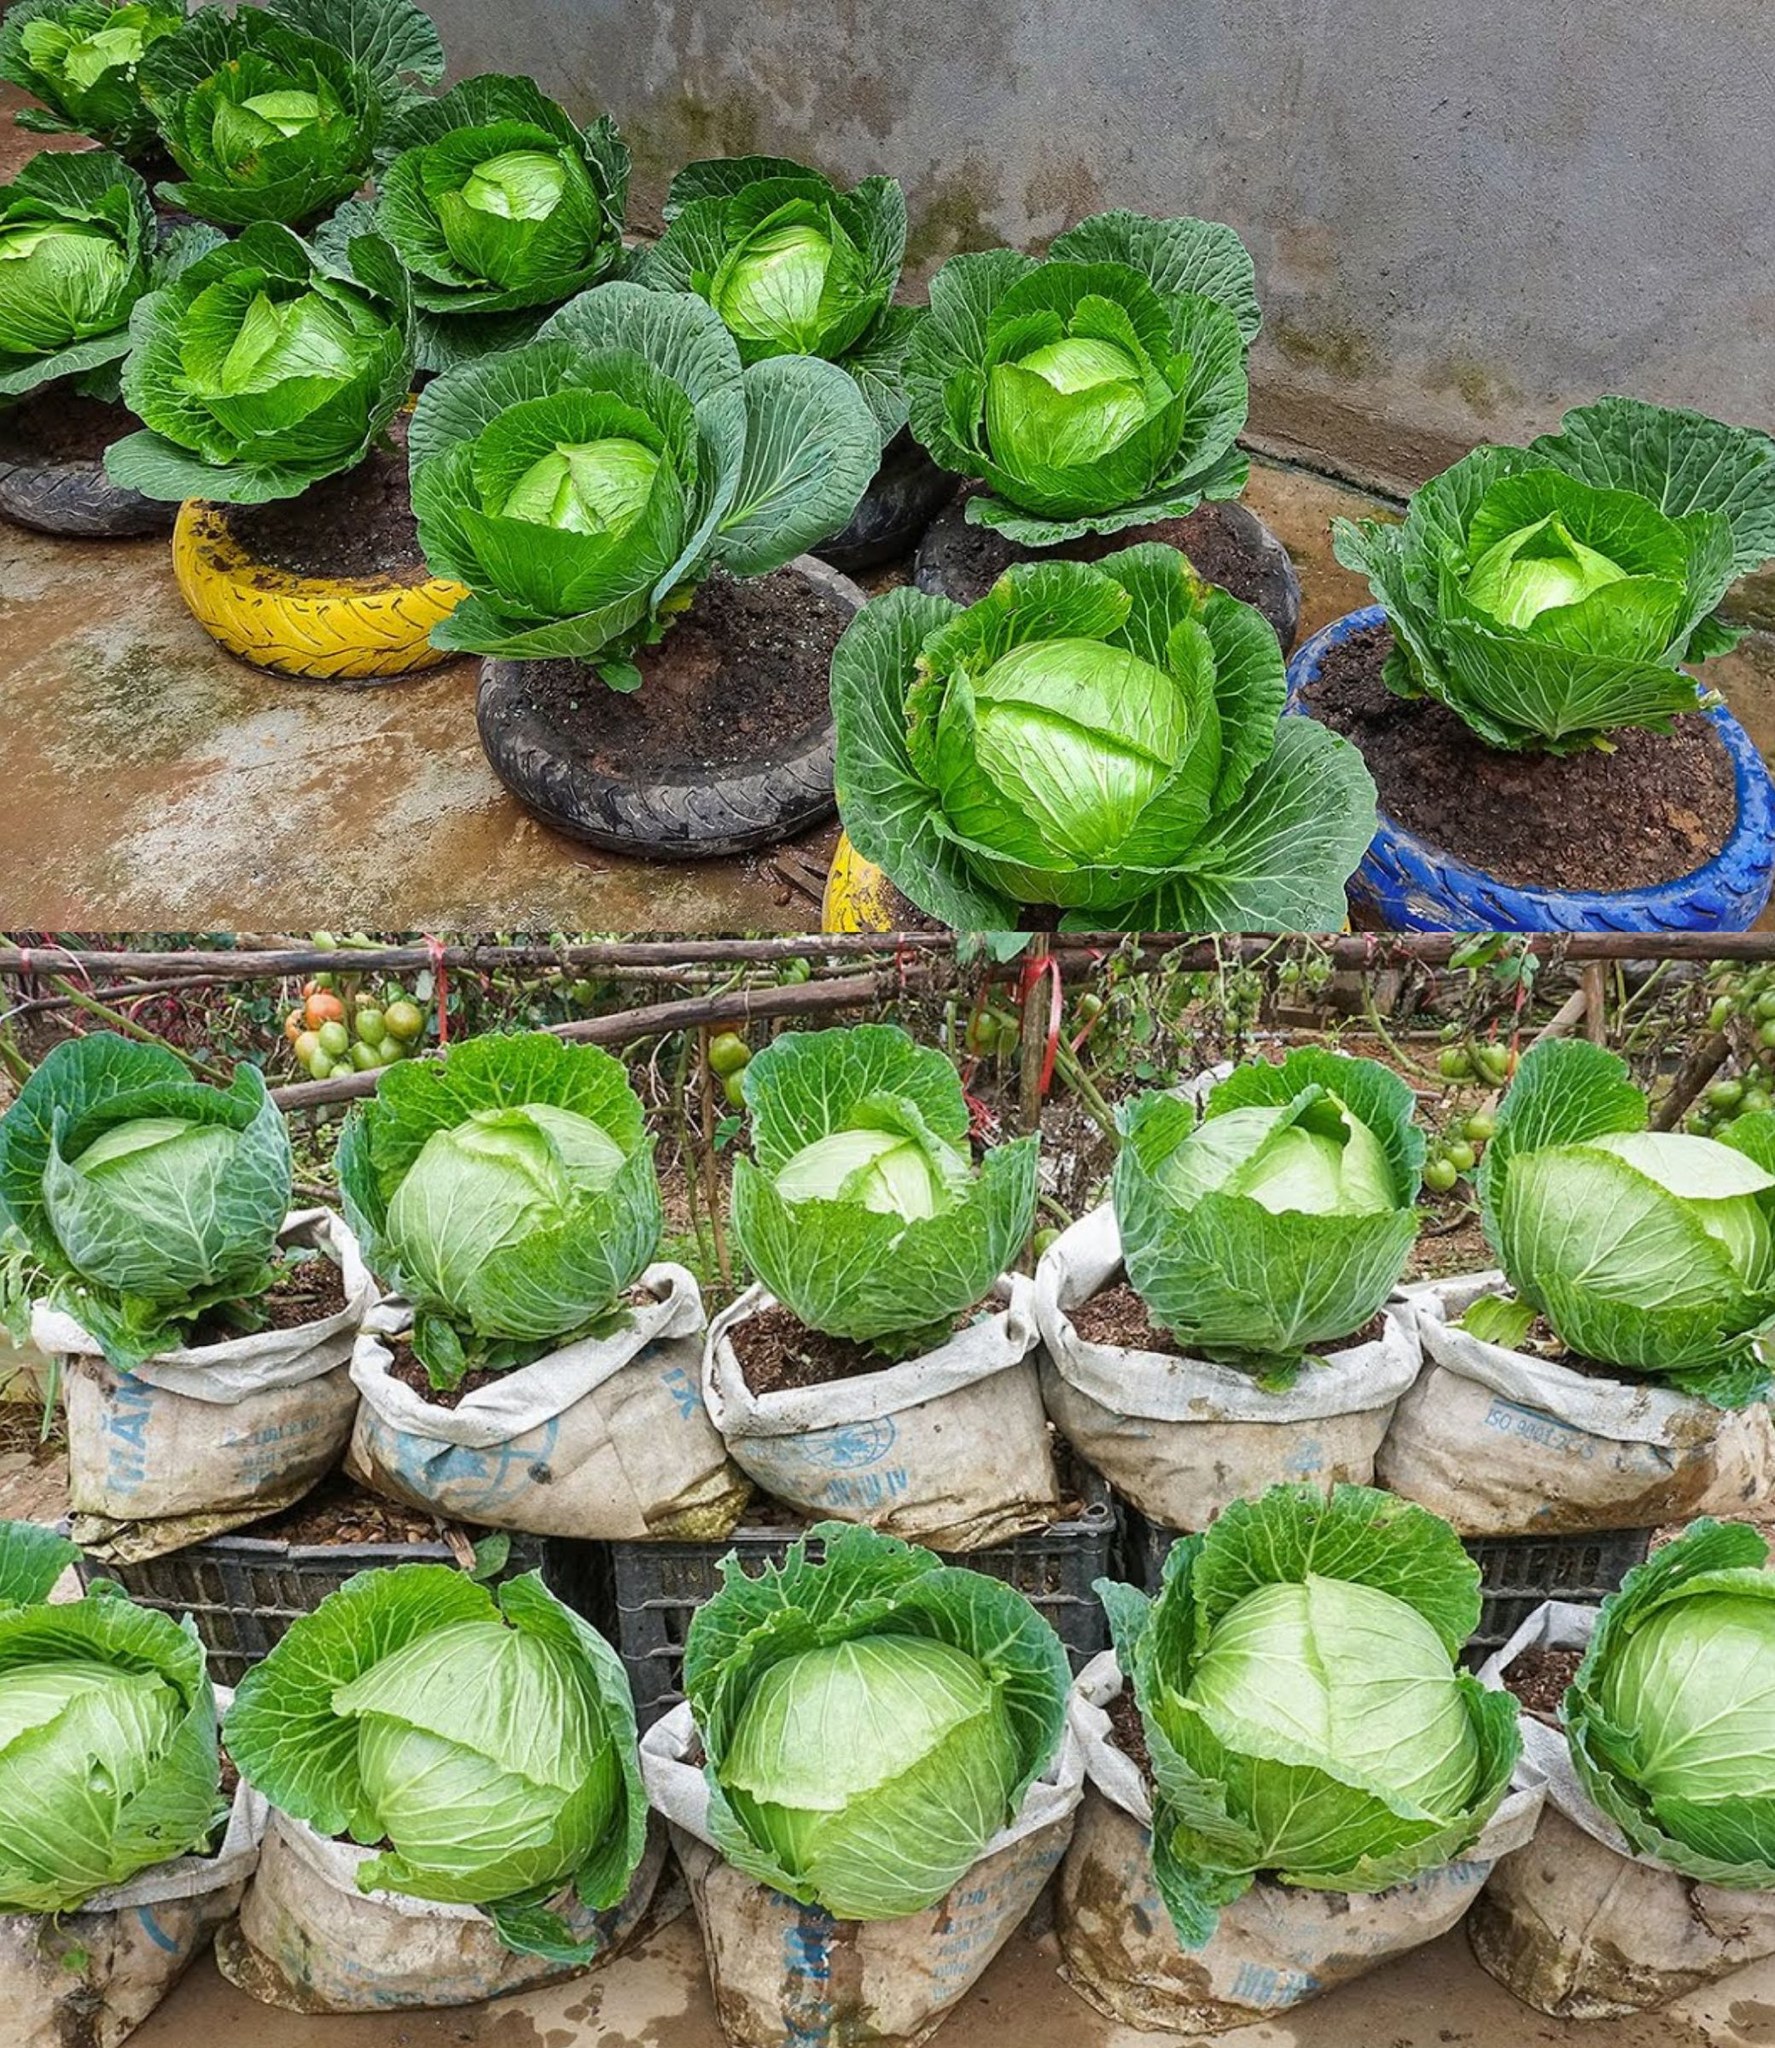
[552,1467,1117,1729]
[75,1526,544,1689]
[1461,1527,1651,1663]
[1116,1497,1650,1665]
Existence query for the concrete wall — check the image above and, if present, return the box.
[421,0,1774,494]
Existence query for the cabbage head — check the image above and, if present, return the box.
[224,1562,647,1960]
[905,212,1257,545]
[105,220,413,505]
[1114,1049,1423,1377]
[367,72,628,373]
[136,0,442,229]
[831,545,1376,932]
[1474,1037,1775,1405]
[729,1023,1037,1356]
[1332,396,1775,752]
[633,155,917,444]
[0,1031,293,1371]
[337,1029,662,1387]
[0,1518,223,1914]
[407,279,878,683]
[684,1520,1069,1919]
[1563,1518,1775,1886]
[1097,1483,1520,1945]
[0,0,182,157]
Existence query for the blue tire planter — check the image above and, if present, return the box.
[1287,606,1775,933]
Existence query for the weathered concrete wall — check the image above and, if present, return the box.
[420,0,1774,493]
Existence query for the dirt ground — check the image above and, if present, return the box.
[132,1910,1775,2047]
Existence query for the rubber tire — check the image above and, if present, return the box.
[0,441,173,539]
[814,429,958,573]
[172,498,466,683]
[477,555,866,861]
[1286,606,1775,933]
[914,491,1303,652]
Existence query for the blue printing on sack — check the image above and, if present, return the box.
[1284,605,1775,933]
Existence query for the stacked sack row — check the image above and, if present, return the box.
[1,1021,1772,2042]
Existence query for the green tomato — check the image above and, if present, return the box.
[1437,1048,1471,1080]
[1708,1078,1745,1111]
[780,959,812,984]
[1474,1044,1512,1085]
[1709,997,1736,1033]
[1423,1157,1458,1194]
[1757,1021,1775,1051]
[383,999,424,1042]
[294,1028,321,1066]
[1462,1108,1497,1143]
[1755,994,1775,1022]
[1744,1087,1775,1116]
[1444,1139,1477,1173]
[725,1072,748,1109]
[354,1006,385,1045]
[708,1032,752,1078]
[317,1019,350,1058]
[1032,1226,1062,1258]
[349,1040,381,1072]
[372,1037,404,1067]
[1074,992,1106,1025]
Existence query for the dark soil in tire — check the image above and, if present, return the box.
[814,428,957,573]
[477,558,863,858]
[223,409,426,581]
[915,488,1302,651]
[1304,622,1736,893]
[0,390,172,537]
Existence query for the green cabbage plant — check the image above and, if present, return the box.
[362,72,628,372]
[1114,1049,1423,1378]
[0,0,182,156]
[730,1023,1038,1357]
[1562,1518,1775,1885]
[223,1562,647,1960]
[831,544,1377,931]
[0,148,163,401]
[0,1518,224,1913]
[136,0,443,229]
[105,219,413,504]
[408,279,878,684]
[0,1032,294,1371]
[905,212,1258,544]
[1098,1482,1519,1944]
[685,1520,1069,1920]
[337,1029,662,1387]
[1332,397,1775,752]
[1471,1037,1775,1405]
[632,155,917,445]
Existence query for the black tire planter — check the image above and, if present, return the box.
[0,393,173,539]
[814,428,958,573]
[477,554,867,860]
[915,488,1302,652]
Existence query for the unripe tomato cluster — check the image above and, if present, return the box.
[1423,1105,1496,1194]
[1688,966,1775,1133]
[966,1007,1021,1058]
[708,1030,751,1107]
[1435,1036,1515,1087]
[284,946,428,1081]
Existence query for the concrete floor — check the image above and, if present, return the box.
[129,1909,1775,2047]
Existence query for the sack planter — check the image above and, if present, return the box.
[1381,1272,1773,1537]
[640,1694,1083,2048]
[0,390,174,538]
[1471,1601,1775,2017]
[703,1275,1057,1552]
[814,427,956,572]
[1286,605,1775,933]
[1056,1649,1542,2034]
[215,1804,666,2013]
[1033,1203,1421,1531]
[476,555,866,860]
[38,1208,376,1565]
[915,486,1302,652]
[170,409,466,683]
[0,1725,266,2048]
[347,1263,751,1541]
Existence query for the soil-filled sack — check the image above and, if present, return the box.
[1034,1205,1420,1530]
[640,1696,1083,2048]
[0,1760,266,2048]
[1056,1650,1542,2033]
[347,1265,749,1541]
[215,1806,666,2013]
[1471,1601,1775,2017]
[1380,1273,1770,1535]
[38,1210,375,1563]
[702,1277,1056,1551]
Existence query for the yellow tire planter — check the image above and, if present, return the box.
[822,832,903,932]
[172,499,467,682]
